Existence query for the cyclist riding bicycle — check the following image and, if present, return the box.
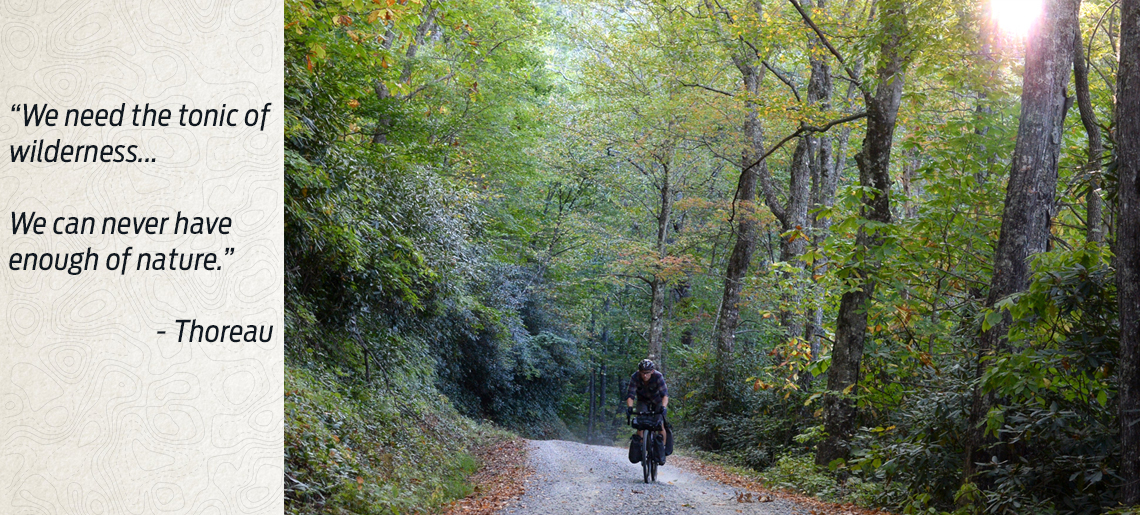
[625,358,669,464]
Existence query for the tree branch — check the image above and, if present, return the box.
[762,60,802,102]
[679,81,735,97]
[743,111,867,173]
[402,35,522,101]
[787,0,862,88]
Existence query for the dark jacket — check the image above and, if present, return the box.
[625,370,668,405]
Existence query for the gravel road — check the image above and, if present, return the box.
[498,439,810,515]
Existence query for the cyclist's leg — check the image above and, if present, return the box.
[636,399,650,440]
[652,404,666,444]
[655,416,666,465]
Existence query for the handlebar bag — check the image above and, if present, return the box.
[632,414,661,430]
[628,434,643,463]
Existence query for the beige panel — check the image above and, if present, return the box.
[0,1,283,514]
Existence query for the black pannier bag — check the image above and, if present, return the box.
[664,419,674,456]
[628,434,643,463]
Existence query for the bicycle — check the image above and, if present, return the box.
[627,408,664,483]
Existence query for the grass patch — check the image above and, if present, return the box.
[439,454,480,501]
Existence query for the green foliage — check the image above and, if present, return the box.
[283,1,589,512]
[672,322,817,468]
[763,454,837,496]
[760,453,885,507]
[975,248,1120,514]
[844,363,977,511]
[840,248,1121,514]
[433,274,584,436]
[285,365,483,515]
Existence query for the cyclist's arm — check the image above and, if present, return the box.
[660,395,668,409]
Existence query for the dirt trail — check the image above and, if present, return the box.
[497,440,811,515]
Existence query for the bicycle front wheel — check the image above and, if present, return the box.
[642,437,650,483]
[649,434,659,482]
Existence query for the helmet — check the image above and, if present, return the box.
[638,359,656,372]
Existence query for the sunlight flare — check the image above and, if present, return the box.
[991,0,1046,37]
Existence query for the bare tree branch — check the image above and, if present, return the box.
[743,111,867,173]
[762,60,802,102]
[678,81,735,96]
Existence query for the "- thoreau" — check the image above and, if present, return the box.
[175,319,273,343]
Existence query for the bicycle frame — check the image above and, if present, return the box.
[627,410,662,483]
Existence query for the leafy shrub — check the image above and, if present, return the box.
[673,318,816,468]
[974,248,1120,514]
[764,454,837,496]
[841,248,1122,515]
[285,364,485,515]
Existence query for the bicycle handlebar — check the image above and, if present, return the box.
[625,408,663,426]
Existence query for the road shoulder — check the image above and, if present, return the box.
[439,437,533,515]
[672,455,893,515]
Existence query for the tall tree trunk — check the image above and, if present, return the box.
[587,367,597,443]
[778,140,812,345]
[780,140,814,264]
[807,106,853,369]
[775,0,835,353]
[815,3,908,467]
[714,61,767,393]
[803,0,838,376]
[805,131,848,379]
[964,0,1082,483]
[598,361,608,441]
[672,279,695,349]
[648,171,673,362]
[1073,28,1105,243]
[1115,0,1140,503]
[670,213,696,351]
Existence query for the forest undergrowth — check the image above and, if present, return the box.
[284,359,482,515]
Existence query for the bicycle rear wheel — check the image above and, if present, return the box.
[651,459,657,482]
